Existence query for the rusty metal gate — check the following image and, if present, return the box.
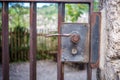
[0,0,101,80]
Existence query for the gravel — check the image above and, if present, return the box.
[0,60,97,80]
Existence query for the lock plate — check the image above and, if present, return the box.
[61,23,89,63]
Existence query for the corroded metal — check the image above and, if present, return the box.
[61,23,90,63]
[45,32,81,44]
[30,2,37,80]
[0,0,93,3]
[2,2,9,80]
[90,12,101,68]
[58,3,65,80]
[45,34,71,37]
[71,34,80,44]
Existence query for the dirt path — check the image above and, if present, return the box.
[0,60,97,80]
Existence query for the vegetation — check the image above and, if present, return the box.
[9,3,29,28]
[65,0,99,22]
[37,4,58,19]
[65,4,89,22]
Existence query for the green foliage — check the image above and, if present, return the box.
[66,4,89,22]
[36,51,54,60]
[38,4,57,20]
[36,36,57,60]
[9,26,29,62]
[94,0,99,12]
[9,3,29,28]
[66,0,99,22]
[13,26,29,45]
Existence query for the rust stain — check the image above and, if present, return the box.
[90,12,101,68]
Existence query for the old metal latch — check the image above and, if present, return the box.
[45,12,101,66]
[46,31,80,44]
[46,23,90,62]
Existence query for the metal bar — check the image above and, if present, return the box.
[58,3,65,80]
[87,63,92,80]
[0,0,92,3]
[87,0,93,80]
[90,12,101,68]
[46,34,71,37]
[2,2,9,80]
[30,2,37,80]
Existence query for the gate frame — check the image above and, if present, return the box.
[0,0,93,80]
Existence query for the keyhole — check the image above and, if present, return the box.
[72,48,78,55]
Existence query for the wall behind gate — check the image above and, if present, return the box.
[100,0,120,80]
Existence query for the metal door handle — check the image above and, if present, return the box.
[45,34,71,37]
[45,31,79,37]
[45,31,80,44]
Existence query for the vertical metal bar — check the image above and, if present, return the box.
[30,2,37,80]
[87,63,92,80]
[58,3,65,80]
[90,2,93,14]
[87,1,93,80]
[2,2,9,80]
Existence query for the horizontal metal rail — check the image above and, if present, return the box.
[0,0,93,3]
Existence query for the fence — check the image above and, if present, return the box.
[36,28,58,60]
[0,28,58,62]
[9,28,29,62]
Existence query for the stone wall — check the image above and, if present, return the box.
[100,0,120,80]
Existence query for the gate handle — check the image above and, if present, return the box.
[45,34,71,37]
[45,31,79,37]
[45,31,80,44]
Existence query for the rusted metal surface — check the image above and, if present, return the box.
[71,34,80,44]
[0,0,93,3]
[61,23,90,63]
[87,1,93,80]
[87,63,92,80]
[46,34,71,37]
[58,3,65,80]
[30,2,37,80]
[2,2,9,80]
[90,12,101,68]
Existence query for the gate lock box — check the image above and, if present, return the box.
[46,12,101,64]
[61,23,89,63]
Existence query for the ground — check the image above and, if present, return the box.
[0,60,97,80]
